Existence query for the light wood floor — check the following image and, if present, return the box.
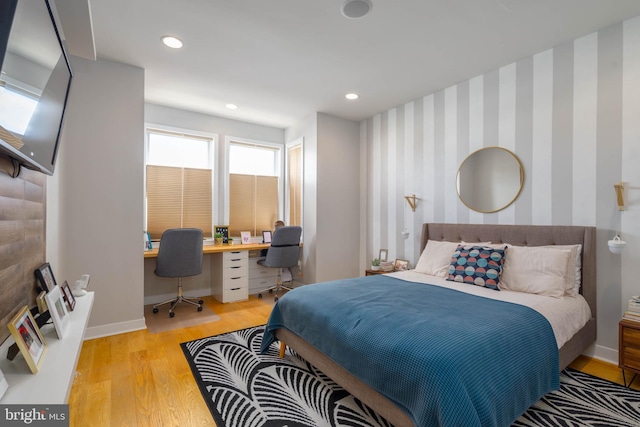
[69,295,639,426]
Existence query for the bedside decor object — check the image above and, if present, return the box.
[34,262,58,292]
[378,249,388,262]
[7,306,47,373]
[394,259,409,271]
[371,258,380,271]
[45,286,70,339]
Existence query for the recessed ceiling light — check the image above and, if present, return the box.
[226,104,238,110]
[161,36,183,49]
[345,93,359,100]
[341,0,373,19]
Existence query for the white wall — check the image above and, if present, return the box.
[361,18,640,364]
[48,56,146,338]
[316,113,360,282]
[285,113,360,283]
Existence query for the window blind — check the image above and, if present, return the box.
[229,173,278,237]
[146,165,212,239]
[288,144,302,226]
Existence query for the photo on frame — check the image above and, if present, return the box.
[394,259,410,271]
[45,286,70,339]
[34,262,57,292]
[7,306,47,374]
[60,281,76,311]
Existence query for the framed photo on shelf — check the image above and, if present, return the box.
[378,249,388,262]
[7,306,47,373]
[60,281,76,311]
[36,291,48,314]
[262,230,272,244]
[45,286,70,339]
[394,259,409,271]
[240,231,251,244]
[34,262,57,292]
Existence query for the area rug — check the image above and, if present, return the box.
[144,302,220,333]
[181,325,640,427]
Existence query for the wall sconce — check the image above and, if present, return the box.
[614,182,625,210]
[404,194,417,212]
[608,235,626,254]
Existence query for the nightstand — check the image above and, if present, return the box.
[365,269,389,276]
[618,319,640,387]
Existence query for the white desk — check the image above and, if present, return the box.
[0,292,94,404]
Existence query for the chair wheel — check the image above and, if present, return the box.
[274,296,279,302]
[258,293,262,299]
[169,312,175,318]
[198,299,204,304]
[268,289,273,293]
[152,307,158,314]
[197,306,203,311]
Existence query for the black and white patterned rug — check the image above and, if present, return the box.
[181,326,640,427]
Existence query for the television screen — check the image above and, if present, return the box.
[0,0,72,175]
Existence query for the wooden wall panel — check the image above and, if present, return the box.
[0,158,46,343]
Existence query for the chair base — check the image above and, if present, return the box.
[257,267,294,302]
[152,280,203,317]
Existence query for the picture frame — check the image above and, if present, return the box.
[45,285,70,339]
[60,281,76,311]
[240,231,251,244]
[262,230,272,244]
[379,249,388,262]
[7,306,47,373]
[214,225,229,243]
[36,291,48,314]
[394,259,410,271]
[34,262,57,292]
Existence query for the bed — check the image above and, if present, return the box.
[261,223,597,427]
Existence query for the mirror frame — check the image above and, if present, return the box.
[456,147,524,213]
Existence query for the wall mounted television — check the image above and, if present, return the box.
[0,0,72,176]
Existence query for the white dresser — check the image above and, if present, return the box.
[211,250,249,303]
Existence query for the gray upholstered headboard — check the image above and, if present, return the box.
[420,223,597,320]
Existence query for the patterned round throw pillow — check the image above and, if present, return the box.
[447,245,506,290]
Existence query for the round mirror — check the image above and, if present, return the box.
[456,147,524,213]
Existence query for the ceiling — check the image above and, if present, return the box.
[73,0,640,129]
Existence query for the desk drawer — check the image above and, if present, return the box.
[223,250,248,261]
[249,276,277,293]
[224,275,248,291]
[223,264,248,279]
[223,285,248,303]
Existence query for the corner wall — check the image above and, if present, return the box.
[48,56,145,338]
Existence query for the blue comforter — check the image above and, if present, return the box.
[261,275,559,427]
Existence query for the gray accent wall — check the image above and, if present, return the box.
[362,18,640,361]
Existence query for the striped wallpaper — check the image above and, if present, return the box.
[361,16,640,357]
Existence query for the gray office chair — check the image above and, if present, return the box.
[152,228,204,317]
[257,226,302,302]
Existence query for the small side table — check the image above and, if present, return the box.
[365,269,390,276]
[618,319,640,387]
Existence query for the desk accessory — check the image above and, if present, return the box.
[215,225,229,243]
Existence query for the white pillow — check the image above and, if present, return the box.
[499,246,572,297]
[415,240,460,278]
[542,244,582,296]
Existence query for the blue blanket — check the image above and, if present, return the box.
[261,275,559,427]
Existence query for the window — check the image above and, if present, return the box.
[228,140,281,237]
[287,140,303,227]
[145,128,214,239]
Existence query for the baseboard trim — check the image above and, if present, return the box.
[589,343,618,366]
[85,317,147,340]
